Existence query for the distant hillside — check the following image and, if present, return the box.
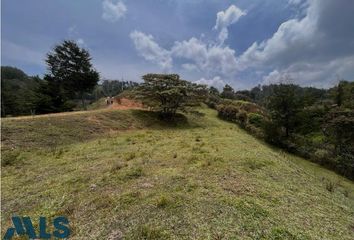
[2,107,354,239]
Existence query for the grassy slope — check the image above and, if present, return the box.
[1,107,354,239]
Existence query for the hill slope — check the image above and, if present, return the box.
[1,107,354,239]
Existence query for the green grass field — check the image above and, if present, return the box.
[1,107,354,239]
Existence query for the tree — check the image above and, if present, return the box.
[1,66,40,117]
[336,81,344,107]
[45,40,99,109]
[324,109,354,178]
[333,81,354,109]
[101,80,138,97]
[209,86,220,96]
[34,78,76,114]
[135,74,207,119]
[205,86,221,109]
[221,84,235,99]
[267,84,302,137]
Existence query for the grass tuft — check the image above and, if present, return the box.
[130,225,169,240]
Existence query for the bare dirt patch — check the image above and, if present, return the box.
[108,98,144,110]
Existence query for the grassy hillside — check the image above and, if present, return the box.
[1,107,354,239]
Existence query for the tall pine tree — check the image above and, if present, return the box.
[42,40,99,111]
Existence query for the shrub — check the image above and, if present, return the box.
[263,121,283,146]
[313,149,330,163]
[248,113,264,128]
[236,110,248,127]
[335,153,354,179]
[217,104,239,121]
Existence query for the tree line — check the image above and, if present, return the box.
[1,40,137,117]
[210,82,354,179]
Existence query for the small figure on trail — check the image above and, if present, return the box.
[110,97,114,105]
[106,96,111,105]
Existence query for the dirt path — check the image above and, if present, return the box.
[3,98,144,120]
[108,98,144,110]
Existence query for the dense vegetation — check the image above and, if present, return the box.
[211,82,354,179]
[1,66,41,116]
[1,66,138,116]
[1,41,137,117]
[98,80,138,99]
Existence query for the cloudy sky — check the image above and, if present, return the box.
[2,0,354,89]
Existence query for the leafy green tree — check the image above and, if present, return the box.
[336,82,344,107]
[1,66,40,116]
[221,84,235,99]
[333,81,354,109]
[209,86,220,96]
[34,78,76,114]
[324,109,354,178]
[136,74,207,119]
[44,40,99,109]
[205,86,221,109]
[267,84,302,137]
[101,80,138,97]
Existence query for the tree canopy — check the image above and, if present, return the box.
[135,74,207,119]
[43,40,99,110]
[266,84,302,137]
[1,66,40,116]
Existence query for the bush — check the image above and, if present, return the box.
[217,104,239,121]
[313,149,331,163]
[248,113,264,128]
[205,95,221,109]
[335,153,354,179]
[263,121,283,146]
[236,110,248,127]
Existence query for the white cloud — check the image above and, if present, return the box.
[238,0,354,87]
[130,0,354,88]
[102,0,127,22]
[262,70,294,85]
[171,37,238,76]
[181,63,198,71]
[288,0,303,5]
[68,26,87,48]
[214,5,246,43]
[76,38,86,47]
[195,76,225,90]
[262,56,354,88]
[130,31,238,77]
[130,31,172,71]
